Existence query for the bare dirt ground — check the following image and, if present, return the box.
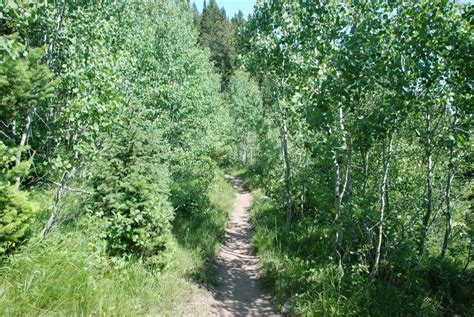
[177,175,279,316]
[210,175,278,316]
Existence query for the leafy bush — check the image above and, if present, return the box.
[170,153,215,215]
[0,142,38,255]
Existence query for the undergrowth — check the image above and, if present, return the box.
[250,190,474,316]
[172,169,235,284]
[0,170,235,315]
[0,222,174,316]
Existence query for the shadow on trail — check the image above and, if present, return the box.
[225,174,249,193]
[210,175,279,316]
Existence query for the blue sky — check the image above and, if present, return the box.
[193,0,256,18]
[193,0,472,18]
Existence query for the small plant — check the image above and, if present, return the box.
[0,142,38,255]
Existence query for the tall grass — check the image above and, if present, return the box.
[0,170,236,315]
[0,220,198,315]
[172,169,235,284]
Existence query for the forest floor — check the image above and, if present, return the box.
[178,175,279,316]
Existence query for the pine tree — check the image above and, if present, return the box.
[231,10,245,29]
[199,0,236,87]
[191,2,200,27]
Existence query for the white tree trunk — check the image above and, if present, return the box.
[278,100,293,228]
[441,147,453,258]
[333,107,351,268]
[373,132,394,275]
[15,107,34,189]
[419,110,433,256]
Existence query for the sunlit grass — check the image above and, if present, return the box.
[0,170,235,315]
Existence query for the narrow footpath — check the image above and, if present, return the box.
[209,175,278,316]
[177,176,279,316]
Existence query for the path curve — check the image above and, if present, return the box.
[209,175,279,316]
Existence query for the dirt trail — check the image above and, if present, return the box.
[176,175,279,316]
[208,175,279,316]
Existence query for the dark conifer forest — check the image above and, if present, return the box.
[0,0,472,315]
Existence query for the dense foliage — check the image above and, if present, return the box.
[236,0,473,315]
[0,0,237,314]
[199,0,236,85]
[0,31,53,254]
[0,0,472,315]
[225,71,265,165]
[89,110,173,257]
[0,0,228,255]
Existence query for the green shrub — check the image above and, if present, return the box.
[250,191,474,316]
[170,152,215,215]
[89,110,173,258]
[0,142,38,255]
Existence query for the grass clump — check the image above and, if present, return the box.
[0,220,154,315]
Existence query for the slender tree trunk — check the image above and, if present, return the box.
[277,100,293,228]
[362,150,369,194]
[45,6,65,158]
[237,143,241,164]
[464,243,472,271]
[300,152,308,218]
[244,132,249,165]
[333,147,341,225]
[333,108,351,268]
[46,5,65,68]
[441,146,453,258]
[15,107,34,189]
[373,132,394,275]
[42,130,79,236]
[419,110,433,256]
[41,162,79,236]
[332,145,343,266]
